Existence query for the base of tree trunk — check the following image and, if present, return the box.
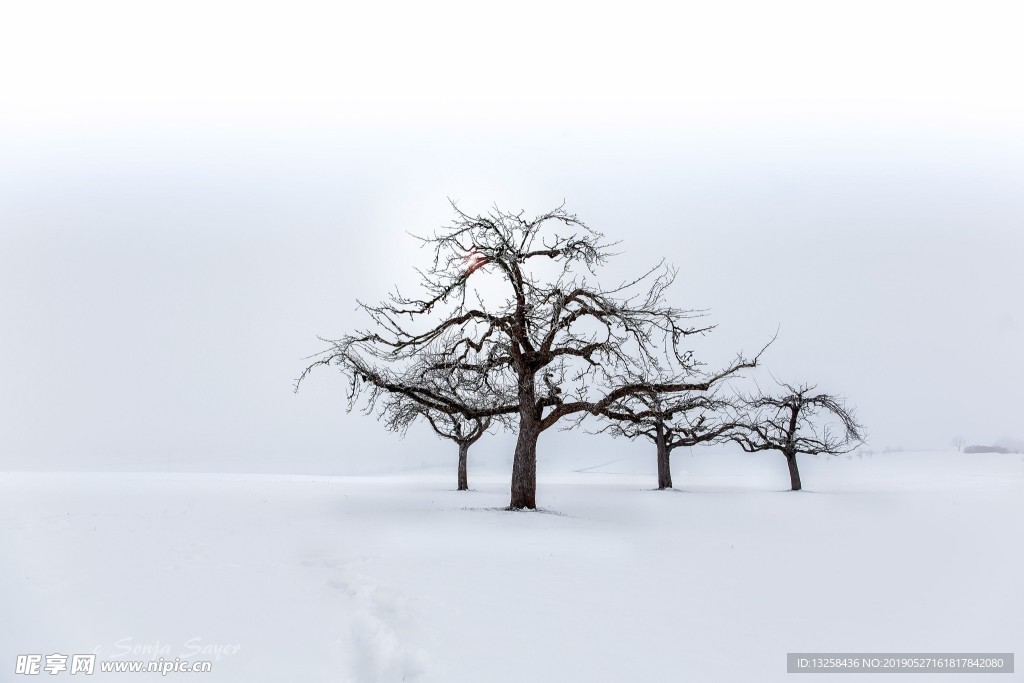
[656,430,673,489]
[509,422,539,509]
[786,453,802,491]
[508,494,537,509]
[656,469,673,490]
[509,488,537,509]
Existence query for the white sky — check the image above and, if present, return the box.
[1,0,1022,472]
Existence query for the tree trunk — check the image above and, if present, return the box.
[510,375,539,509]
[786,451,802,491]
[656,423,672,489]
[510,425,539,509]
[457,442,469,491]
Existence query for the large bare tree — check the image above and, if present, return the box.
[298,203,759,509]
[728,382,864,491]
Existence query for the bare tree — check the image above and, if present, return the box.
[951,436,966,453]
[325,338,507,491]
[591,337,771,489]
[728,382,864,491]
[298,203,759,509]
[596,392,741,489]
[386,397,492,490]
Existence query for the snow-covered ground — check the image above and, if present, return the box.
[2,449,1022,682]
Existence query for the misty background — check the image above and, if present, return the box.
[1,1,1021,474]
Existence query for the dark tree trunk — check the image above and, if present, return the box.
[510,426,539,509]
[786,451,802,491]
[784,407,802,491]
[656,422,672,489]
[510,375,539,509]
[457,442,469,491]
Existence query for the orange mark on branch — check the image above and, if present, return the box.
[461,251,486,273]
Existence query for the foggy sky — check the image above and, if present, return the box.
[1,1,1022,473]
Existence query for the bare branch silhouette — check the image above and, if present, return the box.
[727,382,865,491]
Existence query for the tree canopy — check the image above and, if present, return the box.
[299,203,764,508]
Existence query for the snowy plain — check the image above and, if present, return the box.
[2,448,1022,682]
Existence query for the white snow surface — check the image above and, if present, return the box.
[2,449,1022,682]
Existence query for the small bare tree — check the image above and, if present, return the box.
[318,338,507,491]
[951,436,966,453]
[728,383,864,491]
[591,338,770,489]
[596,392,741,489]
[298,203,760,508]
[386,398,492,490]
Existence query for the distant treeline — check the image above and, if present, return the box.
[964,445,1018,454]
